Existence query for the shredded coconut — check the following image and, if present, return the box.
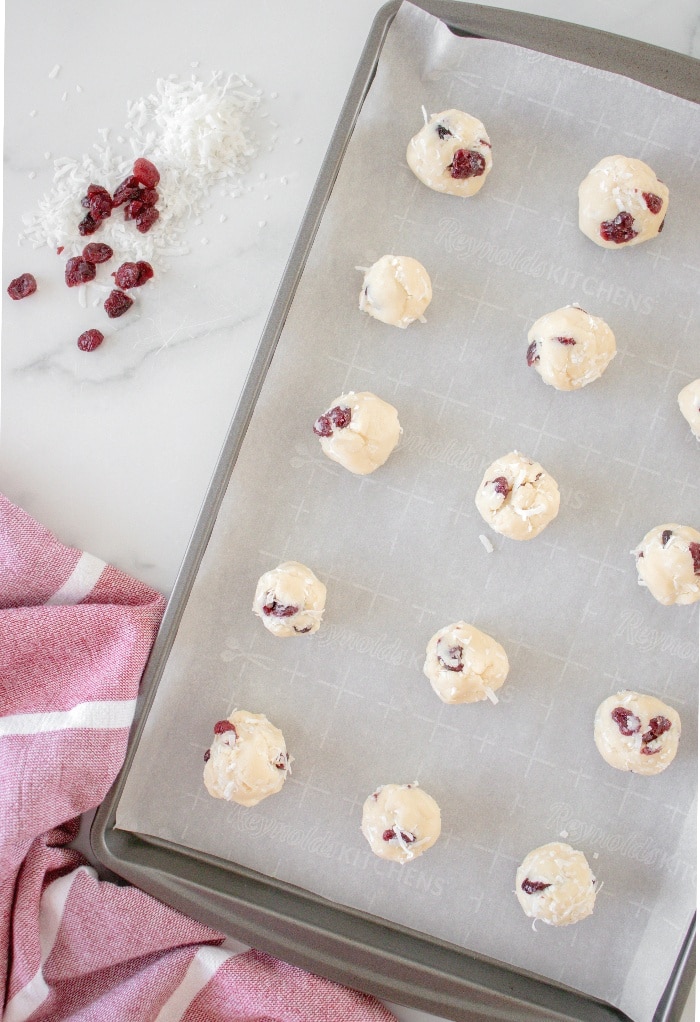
[479,533,494,553]
[20,71,262,264]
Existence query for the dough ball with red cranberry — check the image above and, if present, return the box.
[358,255,432,328]
[361,783,441,863]
[313,391,401,475]
[406,109,492,197]
[594,691,680,775]
[633,523,700,605]
[203,711,290,806]
[423,621,509,704]
[475,452,560,540]
[578,155,668,248]
[526,304,616,391]
[516,842,597,926]
[253,561,326,637]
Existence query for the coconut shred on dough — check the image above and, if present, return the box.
[424,621,509,704]
[358,255,432,328]
[406,109,492,196]
[253,561,327,636]
[475,452,560,540]
[313,391,401,475]
[516,842,597,926]
[361,783,441,864]
[203,711,290,807]
[526,305,616,391]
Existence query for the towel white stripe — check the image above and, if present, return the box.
[44,551,106,605]
[0,699,137,737]
[153,945,237,1022]
[4,866,97,1022]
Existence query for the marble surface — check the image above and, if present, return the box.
[3,1,696,1020]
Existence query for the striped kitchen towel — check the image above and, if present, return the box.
[0,494,396,1022]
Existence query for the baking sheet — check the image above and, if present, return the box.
[115,4,699,1020]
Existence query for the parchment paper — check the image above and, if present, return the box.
[116,5,699,1019]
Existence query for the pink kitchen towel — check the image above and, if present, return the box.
[0,494,396,1021]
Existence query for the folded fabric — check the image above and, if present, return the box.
[0,494,396,1022]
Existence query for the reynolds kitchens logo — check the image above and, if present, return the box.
[615,607,697,661]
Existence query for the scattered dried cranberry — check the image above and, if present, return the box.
[521,878,551,894]
[600,211,638,244]
[133,157,160,189]
[65,257,96,287]
[140,188,159,207]
[112,260,154,289]
[689,542,700,575]
[213,720,237,736]
[203,749,211,762]
[382,828,415,844]
[7,272,37,300]
[262,598,299,618]
[82,242,114,264]
[313,405,351,437]
[104,289,133,318]
[526,340,540,366]
[642,192,663,214]
[77,329,104,352]
[436,124,453,140]
[84,183,112,221]
[124,200,144,222]
[78,213,100,237]
[491,476,511,499]
[437,642,463,672]
[112,175,142,206]
[661,529,673,547]
[135,206,160,233]
[640,716,672,754]
[313,415,333,438]
[611,706,641,736]
[449,149,486,179]
[556,336,576,346]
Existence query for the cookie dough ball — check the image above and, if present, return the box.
[594,691,680,776]
[313,391,401,475]
[578,155,668,248]
[406,109,492,197]
[475,452,560,540]
[515,842,597,926]
[361,783,441,864]
[203,711,290,807]
[253,561,327,636]
[424,621,509,704]
[678,379,700,439]
[526,305,616,391]
[633,523,700,605]
[358,255,432,329]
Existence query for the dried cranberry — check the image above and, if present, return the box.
[104,289,133,318]
[647,716,672,738]
[112,175,141,206]
[82,242,113,264]
[135,206,160,233]
[491,476,511,499]
[600,211,638,244]
[449,149,486,179]
[436,124,453,140]
[274,754,288,770]
[611,706,641,736]
[77,329,104,352]
[658,218,665,233]
[313,415,332,437]
[133,157,160,189]
[661,529,673,547]
[65,257,96,287]
[521,878,551,894]
[112,260,154,289]
[689,542,700,575]
[85,183,112,221]
[437,643,463,672]
[526,340,540,366]
[555,336,576,346]
[78,213,100,236]
[642,192,663,214]
[313,405,351,437]
[7,272,37,300]
[294,625,313,634]
[124,200,144,222]
[140,188,159,207]
[382,828,415,844]
[203,749,211,762]
[262,598,299,618]
[213,720,237,735]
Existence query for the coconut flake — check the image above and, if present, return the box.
[479,533,494,553]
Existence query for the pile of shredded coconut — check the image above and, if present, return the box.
[20,72,262,263]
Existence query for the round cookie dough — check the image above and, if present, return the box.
[475,452,560,541]
[633,523,700,606]
[313,391,401,475]
[423,621,509,704]
[678,379,700,439]
[515,842,597,926]
[406,108,493,197]
[358,255,432,328]
[578,155,669,248]
[253,561,327,636]
[526,304,616,391]
[203,710,290,807]
[361,783,441,864]
[594,690,681,776]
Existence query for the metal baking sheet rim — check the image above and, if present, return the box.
[92,3,698,1019]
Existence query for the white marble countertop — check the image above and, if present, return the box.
[3,2,696,1020]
